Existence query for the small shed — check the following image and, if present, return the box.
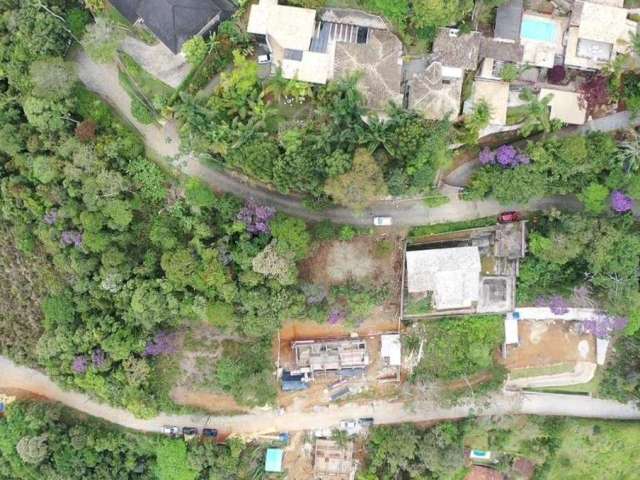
[504,312,519,345]
[265,448,284,473]
[380,334,402,367]
[281,370,309,392]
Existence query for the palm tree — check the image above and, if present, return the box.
[616,133,640,174]
[518,88,559,137]
[261,68,288,104]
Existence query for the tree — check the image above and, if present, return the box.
[459,100,491,144]
[324,149,388,211]
[519,88,559,137]
[22,96,73,132]
[616,135,640,174]
[412,0,474,31]
[81,17,123,63]
[252,241,297,285]
[29,57,76,100]
[578,74,611,116]
[16,435,48,465]
[155,440,198,480]
[580,183,609,214]
[182,36,208,65]
[269,214,311,260]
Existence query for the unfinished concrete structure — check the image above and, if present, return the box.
[314,438,355,480]
[292,339,370,376]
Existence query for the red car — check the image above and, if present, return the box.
[497,211,522,223]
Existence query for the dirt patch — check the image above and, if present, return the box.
[504,320,596,370]
[170,386,248,415]
[283,432,314,479]
[299,233,403,290]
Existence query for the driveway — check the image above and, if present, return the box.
[1,355,638,436]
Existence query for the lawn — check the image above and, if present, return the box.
[545,419,640,479]
[509,362,575,380]
[103,4,158,45]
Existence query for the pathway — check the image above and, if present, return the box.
[1,355,639,437]
[73,49,583,226]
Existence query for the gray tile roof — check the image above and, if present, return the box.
[494,0,523,41]
[479,38,524,63]
[110,0,237,53]
[432,28,481,70]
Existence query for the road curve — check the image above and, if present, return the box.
[73,48,587,226]
[2,356,639,436]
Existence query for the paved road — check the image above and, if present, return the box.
[74,49,583,226]
[2,355,639,436]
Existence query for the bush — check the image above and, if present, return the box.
[66,8,92,38]
[130,98,155,124]
[338,225,357,241]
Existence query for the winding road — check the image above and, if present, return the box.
[2,355,639,436]
[73,48,596,226]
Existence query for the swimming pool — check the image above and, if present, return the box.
[521,17,557,43]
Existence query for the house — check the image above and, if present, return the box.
[109,0,238,54]
[292,339,370,376]
[280,370,309,391]
[380,333,401,367]
[538,87,587,125]
[565,0,636,70]
[314,439,355,480]
[494,0,523,43]
[265,448,284,473]
[247,0,403,111]
[403,222,526,317]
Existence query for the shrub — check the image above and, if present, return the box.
[338,225,357,241]
[547,65,566,84]
[130,98,155,124]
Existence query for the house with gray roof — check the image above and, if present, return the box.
[109,0,237,54]
[494,0,524,43]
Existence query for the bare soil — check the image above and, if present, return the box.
[170,386,248,415]
[504,320,596,370]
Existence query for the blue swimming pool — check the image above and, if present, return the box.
[521,17,557,43]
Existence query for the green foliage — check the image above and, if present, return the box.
[155,440,198,480]
[414,315,504,382]
[182,36,208,65]
[467,132,618,204]
[270,214,311,260]
[579,182,609,214]
[29,57,76,100]
[363,422,464,479]
[130,97,155,124]
[0,400,255,479]
[66,8,92,39]
[339,225,357,241]
[412,0,474,34]
[81,17,124,63]
[408,217,496,240]
[185,178,216,208]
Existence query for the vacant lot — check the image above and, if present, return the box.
[505,320,595,370]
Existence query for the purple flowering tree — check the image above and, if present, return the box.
[478,145,529,168]
[43,209,58,225]
[581,313,628,339]
[536,295,569,315]
[92,348,107,368]
[237,201,276,235]
[328,309,346,325]
[611,191,633,213]
[60,230,83,247]
[144,331,179,356]
[72,355,88,374]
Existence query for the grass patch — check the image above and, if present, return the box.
[423,193,450,208]
[534,368,603,396]
[545,418,640,479]
[509,363,575,380]
[118,51,173,101]
[404,294,432,316]
[408,216,496,241]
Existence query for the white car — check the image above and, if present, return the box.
[162,426,179,437]
[257,54,271,64]
[373,216,392,226]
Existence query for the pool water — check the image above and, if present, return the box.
[521,17,557,43]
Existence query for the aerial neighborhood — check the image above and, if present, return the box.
[2,0,640,479]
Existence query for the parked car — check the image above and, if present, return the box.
[373,216,393,226]
[257,53,271,64]
[358,417,374,428]
[182,427,198,440]
[202,428,218,439]
[162,426,179,437]
[497,211,522,223]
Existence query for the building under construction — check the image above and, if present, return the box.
[292,338,370,377]
[314,438,355,480]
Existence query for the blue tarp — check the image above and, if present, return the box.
[281,371,309,391]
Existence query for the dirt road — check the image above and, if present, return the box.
[2,356,639,436]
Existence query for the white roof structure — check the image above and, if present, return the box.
[578,1,629,45]
[380,334,401,367]
[247,0,316,50]
[539,88,587,125]
[406,247,481,310]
